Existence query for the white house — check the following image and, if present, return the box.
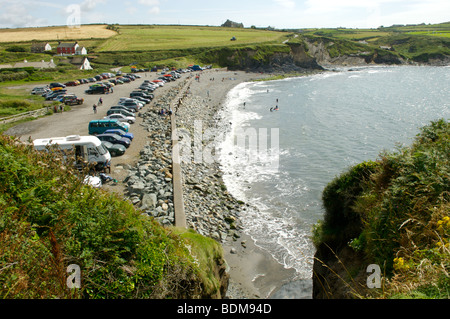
[75,46,87,55]
[31,42,52,53]
[70,57,93,70]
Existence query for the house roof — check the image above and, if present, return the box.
[2,61,56,69]
[31,43,50,49]
[57,42,78,48]
[70,57,89,65]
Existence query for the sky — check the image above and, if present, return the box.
[0,0,449,29]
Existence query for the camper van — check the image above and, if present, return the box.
[33,135,111,171]
[88,119,129,135]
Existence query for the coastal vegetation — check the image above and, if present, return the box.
[300,22,450,63]
[0,134,227,298]
[0,22,449,87]
[313,119,450,298]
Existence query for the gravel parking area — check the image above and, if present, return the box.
[5,71,184,195]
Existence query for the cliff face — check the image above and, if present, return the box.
[210,36,410,73]
[312,120,450,299]
[212,43,323,73]
[303,37,405,66]
[313,244,370,299]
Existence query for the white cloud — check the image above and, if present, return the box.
[80,0,107,12]
[0,2,47,27]
[274,0,296,9]
[148,6,160,14]
[138,0,159,5]
[138,0,160,15]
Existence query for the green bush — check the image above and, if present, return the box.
[0,71,29,82]
[5,46,27,53]
[314,119,450,298]
[0,135,210,299]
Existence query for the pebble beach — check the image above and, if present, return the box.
[120,69,298,299]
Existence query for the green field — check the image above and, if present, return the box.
[96,25,287,51]
[301,28,391,42]
[408,31,450,38]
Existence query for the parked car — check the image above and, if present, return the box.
[138,85,156,92]
[49,82,66,89]
[104,129,134,141]
[104,113,136,124]
[62,94,84,105]
[130,91,154,100]
[96,134,131,148]
[152,80,164,87]
[45,90,67,100]
[106,108,135,118]
[119,97,144,106]
[123,75,136,81]
[31,86,50,95]
[132,96,150,104]
[89,119,129,135]
[117,77,131,83]
[118,100,143,111]
[109,105,136,114]
[85,86,109,94]
[65,81,79,86]
[101,141,126,157]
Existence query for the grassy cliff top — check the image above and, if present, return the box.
[0,134,225,299]
[314,119,450,298]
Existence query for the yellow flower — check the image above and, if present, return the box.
[393,257,410,271]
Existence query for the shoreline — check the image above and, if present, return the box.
[5,67,314,299]
[171,69,302,299]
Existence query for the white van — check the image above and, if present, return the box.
[33,135,111,171]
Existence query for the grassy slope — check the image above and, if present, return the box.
[96,25,287,51]
[0,135,225,299]
[301,22,450,62]
[314,119,450,298]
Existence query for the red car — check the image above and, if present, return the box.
[65,81,79,86]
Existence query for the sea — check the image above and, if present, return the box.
[217,65,450,298]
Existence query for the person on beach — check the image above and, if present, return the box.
[93,104,97,114]
[98,97,103,106]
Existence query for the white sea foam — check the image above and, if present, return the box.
[218,66,450,288]
[218,80,315,278]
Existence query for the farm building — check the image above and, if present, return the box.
[31,42,52,53]
[0,59,56,69]
[57,42,87,56]
[75,46,87,55]
[69,57,93,70]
